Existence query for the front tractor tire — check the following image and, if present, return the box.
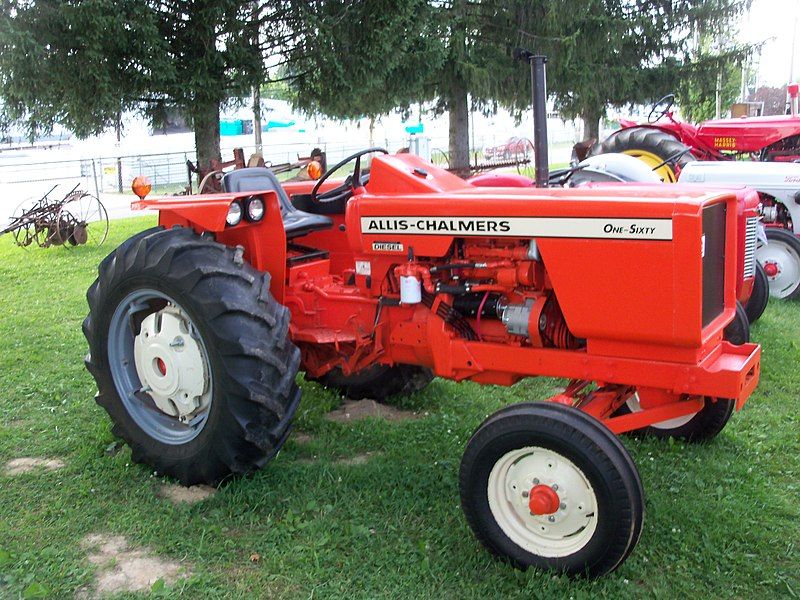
[744,261,770,324]
[616,308,746,442]
[313,363,434,404]
[84,227,301,485]
[460,403,644,578]
[593,127,695,182]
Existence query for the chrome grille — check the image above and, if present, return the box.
[743,217,758,279]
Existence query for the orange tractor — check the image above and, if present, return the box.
[84,58,761,577]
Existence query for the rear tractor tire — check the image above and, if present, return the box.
[84,227,301,485]
[313,363,434,404]
[460,402,644,578]
[593,127,695,182]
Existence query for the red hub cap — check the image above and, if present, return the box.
[156,357,167,376]
[763,262,779,278]
[528,484,560,515]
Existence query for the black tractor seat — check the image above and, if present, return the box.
[221,167,333,238]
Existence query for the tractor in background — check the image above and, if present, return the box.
[593,85,800,182]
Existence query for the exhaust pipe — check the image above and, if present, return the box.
[515,49,549,187]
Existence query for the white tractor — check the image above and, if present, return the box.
[678,162,800,300]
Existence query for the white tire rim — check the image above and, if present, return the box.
[757,238,800,298]
[626,393,695,429]
[487,446,598,558]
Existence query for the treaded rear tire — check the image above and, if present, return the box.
[84,226,301,485]
[593,127,695,181]
[460,402,644,578]
[313,364,434,403]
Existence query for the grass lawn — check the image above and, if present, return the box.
[0,216,798,599]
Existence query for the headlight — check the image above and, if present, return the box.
[226,201,242,226]
[245,197,265,221]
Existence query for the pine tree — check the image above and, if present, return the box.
[0,0,298,167]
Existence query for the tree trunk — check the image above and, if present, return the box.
[253,86,263,154]
[581,107,602,142]
[448,80,470,174]
[193,98,222,170]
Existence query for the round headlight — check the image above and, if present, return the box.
[226,201,242,226]
[246,197,265,221]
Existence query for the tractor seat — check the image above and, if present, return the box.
[221,167,333,238]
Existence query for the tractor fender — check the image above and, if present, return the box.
[134,190,288,302]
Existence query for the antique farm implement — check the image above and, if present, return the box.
[2,185,109,248]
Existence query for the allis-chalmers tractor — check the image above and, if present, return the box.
[84,143,762,577]
[594,85,800,182]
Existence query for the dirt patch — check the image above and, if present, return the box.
[80,534,190,597]
[290,432,314,445]
[334,452,380,466]
[295,451,381,466]
[158,483,216,505]
[3,457,65,476]
[325,399,419,423]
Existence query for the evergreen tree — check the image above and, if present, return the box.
[0,0,298,167]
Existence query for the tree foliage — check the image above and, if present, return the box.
[0,0,296,166]
[288,0,751,167]
[0,0,753,169]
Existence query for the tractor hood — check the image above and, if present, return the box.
[679,161,800,193]
[696,114,800,152]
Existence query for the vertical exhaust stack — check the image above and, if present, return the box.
[515,49,549,187]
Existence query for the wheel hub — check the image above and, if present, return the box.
[763,261,779,278]
[133,306,210,420]
[528,484,560,515]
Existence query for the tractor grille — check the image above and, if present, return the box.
[743,217,759,279]
[702,202,727,327]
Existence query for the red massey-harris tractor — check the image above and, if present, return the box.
[593,85,800,182]
[84,148,762,577]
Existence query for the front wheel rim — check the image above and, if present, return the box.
[108,289,213,445]
[757,239,800,298]
[487,446,598,558]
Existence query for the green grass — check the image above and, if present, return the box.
[1,217,799,599]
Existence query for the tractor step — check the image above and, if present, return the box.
[287,243,329,266]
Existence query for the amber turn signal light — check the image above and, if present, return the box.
[307,160,323,180]
[131,176,152,200]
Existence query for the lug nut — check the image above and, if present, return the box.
[521,490,529,498]
[551,484,558,491]
[560,502,566,510]
[548,516,555,522]
[532,478,539,484]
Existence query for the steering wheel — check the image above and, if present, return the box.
[310,147,388,204]
[648,94,675,123]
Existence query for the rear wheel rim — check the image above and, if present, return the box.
[487,446,598,558]
[621,149,678,182]
[108,289,213,444]
[757,238,800,298]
